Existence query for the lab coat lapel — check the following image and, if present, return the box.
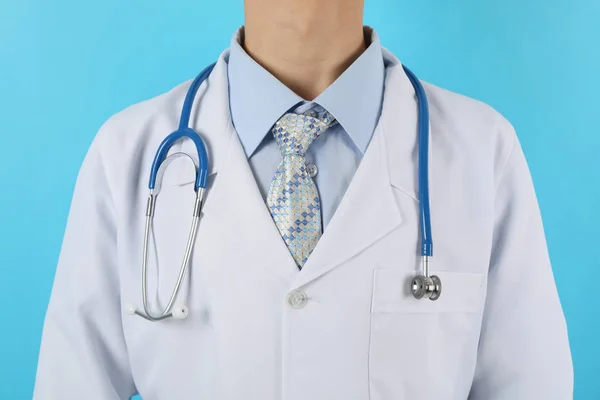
[291,53,419,289]
[381,49,422,201]
[202,127,301,281]
[174,54,300,282]
[291,126,402,289]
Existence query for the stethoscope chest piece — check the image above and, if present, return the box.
[411,274,442,301]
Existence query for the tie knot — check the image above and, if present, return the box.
[272,111,335,157]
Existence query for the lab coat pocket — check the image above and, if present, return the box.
[369,269,486,400]
[371,269,486,314]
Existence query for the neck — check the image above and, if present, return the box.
[243,0,366,100]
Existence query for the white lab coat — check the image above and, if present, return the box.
[34,48,573,400]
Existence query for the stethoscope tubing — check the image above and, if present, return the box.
[148,63,216,193]
[402,66,433,259]
[130,62,437,321]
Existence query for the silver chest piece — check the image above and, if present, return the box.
[411,275,442,300]
[411,256,442,300]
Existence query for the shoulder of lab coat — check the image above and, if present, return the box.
[33,52,230,399]
[419,86,574,398]
[436,84,572,398]
[33,124,137,398]
[472,127,573,399]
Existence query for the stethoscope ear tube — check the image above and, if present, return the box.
[130,64,216,321]
[131,188,204,321]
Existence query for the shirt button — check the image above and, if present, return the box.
[306,164,318,178]
[287,291,308,309]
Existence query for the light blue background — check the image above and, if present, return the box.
[1,0,598,398]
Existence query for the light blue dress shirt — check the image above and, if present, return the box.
[227,28,385,229]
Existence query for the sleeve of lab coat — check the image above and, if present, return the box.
[468,131,574,399]
[33,134,137,399]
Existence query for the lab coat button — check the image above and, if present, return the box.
[287,291,308,309]
[306,164,318,178]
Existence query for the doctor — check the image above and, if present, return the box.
[34,0,573,398]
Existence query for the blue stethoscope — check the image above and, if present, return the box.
[127,62,441,322]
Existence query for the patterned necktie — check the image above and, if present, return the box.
[267,111,336,269]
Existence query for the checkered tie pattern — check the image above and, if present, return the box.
[267,111,336,269]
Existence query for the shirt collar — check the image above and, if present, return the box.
[227,26,385,157]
